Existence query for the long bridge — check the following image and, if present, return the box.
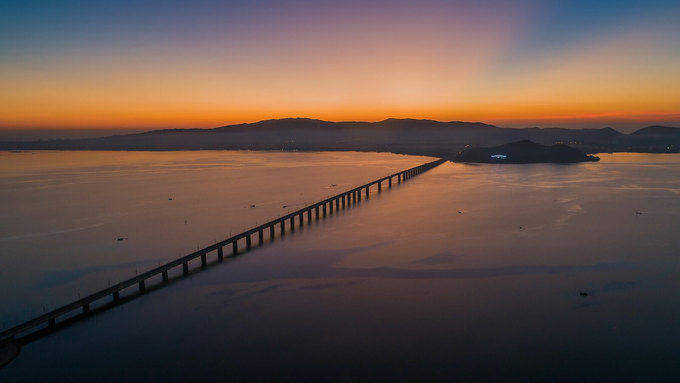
[0,158,446,366]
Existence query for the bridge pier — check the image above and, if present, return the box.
[315,206,319,220]
[342,195,346,208]
[323,203,327,216]
[337,197,341,209]
[246,235,252,250]
[280,221,285,235]
[48,318,55,328]
[162,270,168,283]
[258,230,264,245]
[357,189,361,201]
[270,225,275,240]
[217,246,223,261]
[83,304,90,314]
[307,209,312,223]
[139,280,146,293]
[389,177,392,187]
[299,213,304,227]
[113,291,120,302]
[233,241,238,255]
[183,262,189,275]
[290,217,295,231]
[365,186,369,198]
[378,181,382,192]
[201,253,207,268]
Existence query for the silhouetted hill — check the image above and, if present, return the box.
[1,118,679,156]
[630,125,680,136]
[457,140,599,163]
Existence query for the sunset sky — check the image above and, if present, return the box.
[1,0,679,132]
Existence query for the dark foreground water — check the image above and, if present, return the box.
[2,152,680,382]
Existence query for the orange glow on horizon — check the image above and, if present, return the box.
[1,2,678,131]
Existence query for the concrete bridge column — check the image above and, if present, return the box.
[246,235,252,249]
[270,225,275,240]
[299,213,304,227]
[280,221,286,235]
[233,241,238,255]
[201,253,207,268]
[113,291,120,302]
[315,206,320,220]
[218,246,223,261]
[290,217,295,231]
[389,177,392,187]
[323,203,327,216]
[183,262,189,275]
[258,230,264,245]
[378,181,382,192]
[139,280,146,293]
[162,270,169,283]
[307,209,312,223]
[342,195,346,208]
[357,189,361,201]
[365,186,369,198]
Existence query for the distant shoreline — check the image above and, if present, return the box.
[1,118,678,157]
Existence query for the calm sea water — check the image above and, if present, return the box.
[2,151,680,382]
[0,151,430,327]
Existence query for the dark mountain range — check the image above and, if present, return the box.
[630,125,680,136]
[457,140,599,163]
[1,118,679,157]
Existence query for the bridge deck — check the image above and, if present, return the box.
[0,158,446,343]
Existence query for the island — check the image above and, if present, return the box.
[455,140,600,164]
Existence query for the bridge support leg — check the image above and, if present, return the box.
[280,221,285,235]
[378,182,382,192]
[259,230,264,245]
[389,177,392,187]
[290,217,295,231]
[139,280,146,293]
[358,189,361,201]
[342,195,346,208]
[201,253,207,268]
[246,236,252,250]
[315,206,319,220]
[299,213,304,227]
[365,186,369,198]
[113,291,120,302]
[183,262,189,275]
[218,246,223,261]
[307,209,312,223]
[233,241,238,255]
[323,203,327,216]
[162,270,168,283]
[338,197,341,209]
[270,225,275,240]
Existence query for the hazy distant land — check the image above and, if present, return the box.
[1,118,679,160]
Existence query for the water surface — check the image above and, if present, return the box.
[2,152,680,382]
